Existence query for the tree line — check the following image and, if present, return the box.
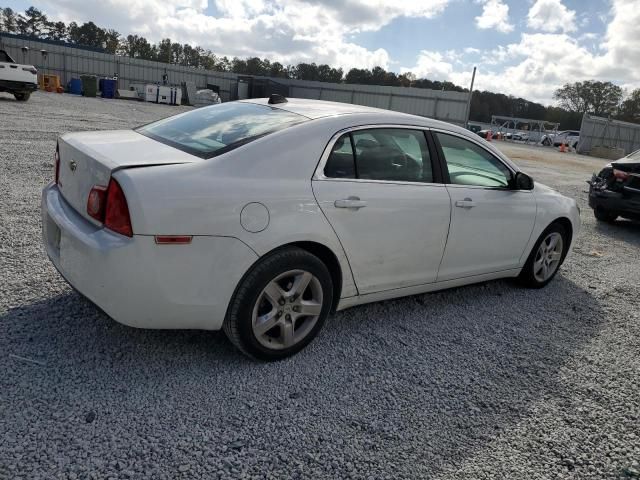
[1,6,638,128]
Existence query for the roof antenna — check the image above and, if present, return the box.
[268,94,287,104]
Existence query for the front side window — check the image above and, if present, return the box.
[137,102,308,158]
[324,128,433,183]
[436,132,512,188]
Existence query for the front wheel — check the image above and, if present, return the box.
[518,223,568,288]
[14,92,31,102]
[223,247,333,360]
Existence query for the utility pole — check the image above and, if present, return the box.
[464,66,476,129]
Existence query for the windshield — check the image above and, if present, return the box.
[137,102,308,158]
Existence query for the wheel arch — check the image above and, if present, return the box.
[277,241,343,312]
[548,216,574,263]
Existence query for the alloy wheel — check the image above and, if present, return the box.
[533,232,563,283]
[252,270,324,350]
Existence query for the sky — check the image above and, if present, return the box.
[3,0,639,105]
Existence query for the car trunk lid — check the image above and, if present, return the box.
[57,130,201,224]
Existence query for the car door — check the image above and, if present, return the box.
[433,130,537,282]
[312,127,451,295]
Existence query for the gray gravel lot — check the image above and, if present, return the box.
[1,91,639,479]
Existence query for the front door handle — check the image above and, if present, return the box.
[335,196,367,209]
[455,198,476,208]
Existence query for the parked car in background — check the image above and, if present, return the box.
[42,97,580,360]
[542,130,580,148]
[0,49,38,101]
[512,132,529,141]
[588,149,640,223]
[476,129,496,139]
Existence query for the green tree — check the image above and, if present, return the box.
[68,21,105,48]
[121,34,156,59]
[618,89,640,123]
[45,21,68,41]
[0,7,19,32]
[554,80,623,116]
[157,38,172,63]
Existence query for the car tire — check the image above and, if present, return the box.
[518,222,569,289]
[593,207,618,223]
[14,92,31,102]
[542,138,551,146]
[223,247,333,361]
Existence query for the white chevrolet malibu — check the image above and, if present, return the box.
[42,96,580,360]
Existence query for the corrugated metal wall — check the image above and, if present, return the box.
[578,113,640,156]
[0,33,469,124]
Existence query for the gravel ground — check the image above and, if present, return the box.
[1,91,639,480]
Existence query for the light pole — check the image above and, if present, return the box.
[464,66,477,129]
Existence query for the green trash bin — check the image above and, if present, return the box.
[81,75,97,97]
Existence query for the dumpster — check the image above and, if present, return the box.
[101,79,117,99]
[68,78,82,95]
[81,75,97,97]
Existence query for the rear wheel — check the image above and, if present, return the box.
[594,207,618,223]
[14,92,31,102]
[542,137,551,146]
[518,223,568,288]
[223,247,333,360]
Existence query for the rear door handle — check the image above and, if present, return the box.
[455,198,476,208]
[335,196,367,209]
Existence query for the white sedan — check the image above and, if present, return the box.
[42,96,580,360]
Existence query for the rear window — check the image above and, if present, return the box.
[137,102,308,158]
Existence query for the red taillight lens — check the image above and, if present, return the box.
[613,169,629,181]
[54,145,60,184]
[104,178,133,237]
[86,178,133,237]
[86,185,107,221]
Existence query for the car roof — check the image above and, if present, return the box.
[240,97,467,132]
[240,97,392,119]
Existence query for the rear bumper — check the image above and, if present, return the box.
[41,182,258,330]
[589,187,640,219]
[0,79,38,92]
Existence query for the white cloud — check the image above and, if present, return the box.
[403,0,640,105]
[527,0,577,33]
[475,0,514,34]
[39,0,450,71]
[401,50,454,79]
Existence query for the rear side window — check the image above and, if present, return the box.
[324,134,355,178]
[137,102,308,159]
[324,128,434,183]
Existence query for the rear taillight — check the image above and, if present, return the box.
[86,178,133,237]
[54,144,60,184]
[613,169,629,182]
[104,179,133,237]
[87,185,107,221]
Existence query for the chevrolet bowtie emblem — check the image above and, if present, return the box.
[69,160,77,172]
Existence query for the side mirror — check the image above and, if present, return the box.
[514,172,534,190]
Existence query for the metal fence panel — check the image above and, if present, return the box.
[578,114,640,156]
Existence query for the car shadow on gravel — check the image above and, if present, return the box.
[1,274,605,477]
[594,218,640,245]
